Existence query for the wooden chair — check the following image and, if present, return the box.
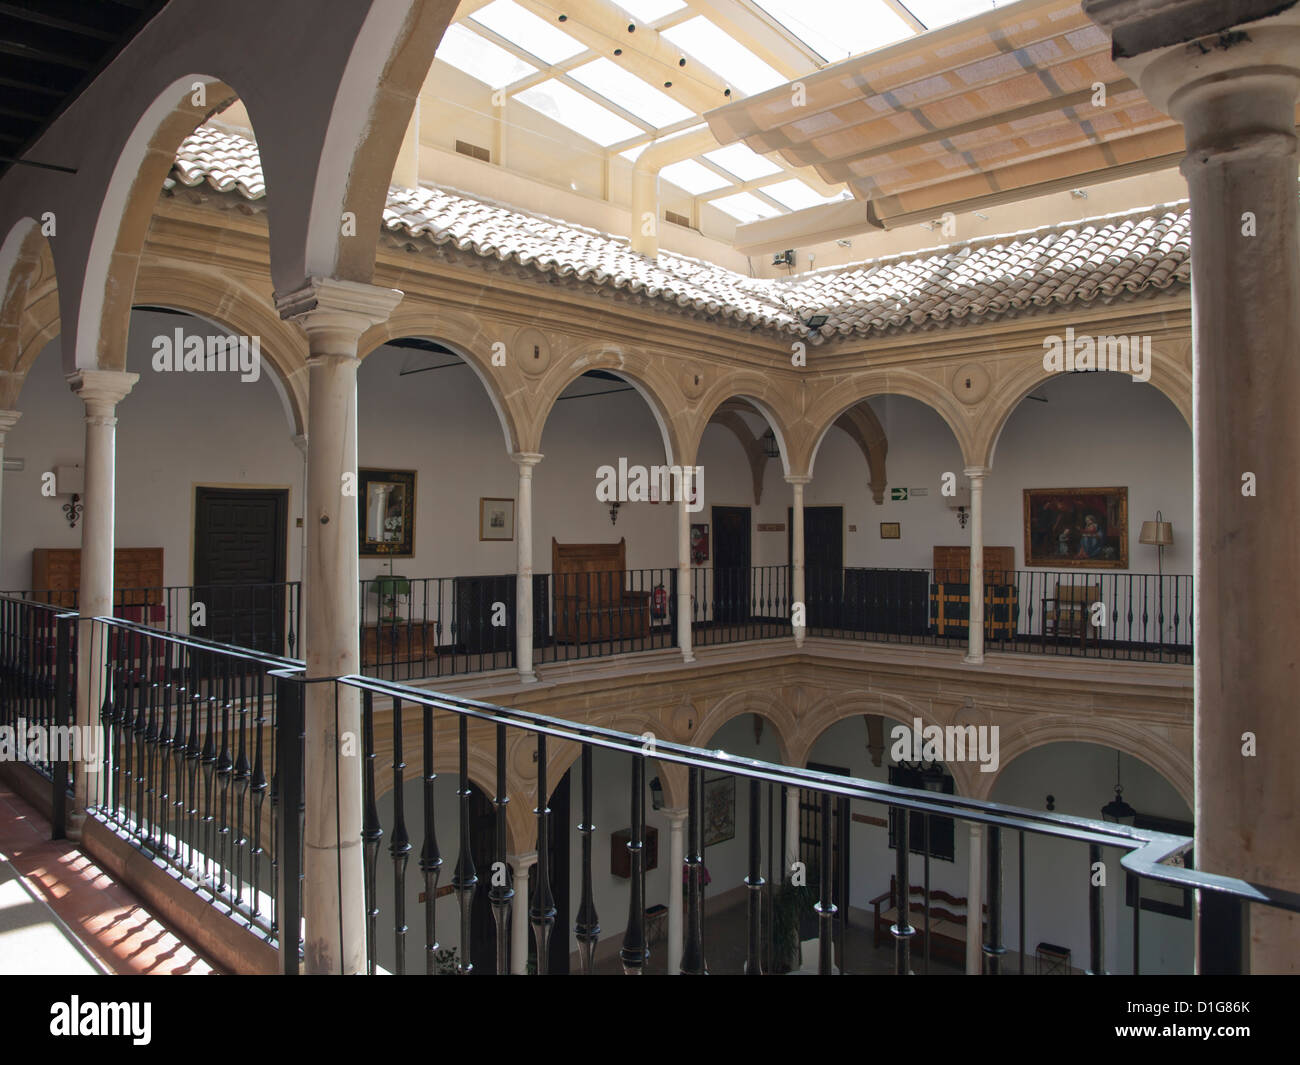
[1042,583,1100,649]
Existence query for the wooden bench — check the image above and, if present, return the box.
[552,538,650,644]
[870,876,982,965]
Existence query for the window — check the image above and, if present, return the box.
[435,23,538,89]
[710,191,783,223]
[660,158,731,195]
[661,16,786,96]
[703,143,783,181]
[617,0,688,21]
[752,0,915,64]
[568,58,694,128]
[469,0,586,66]
[515,80,644,146]
[761,178,842,211]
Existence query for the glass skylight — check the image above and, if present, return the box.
[515,80,644,146]
[660,159,732,195]
[752,0,915,63]
[617,0,688,21]
[568,59,694,128]
[470,0,586,66]
[661,17,786,96]
[703,143,783,181]
[711,191,783,223]
[760,178,842,211]
[902,0,1001,30]
[435,23,538,89]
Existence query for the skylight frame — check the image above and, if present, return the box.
[568,57,695,129]
[469,0,588,67]
[703,143,784,182]
[659,158,733,196]
[661,15,788,97]
[750,0,918,65]
[514,78,647,147]
[434,22,540,90]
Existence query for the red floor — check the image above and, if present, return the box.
[0,781,218,974]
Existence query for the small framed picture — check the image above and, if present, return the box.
[880,522,901,539]
[479,497,515,541]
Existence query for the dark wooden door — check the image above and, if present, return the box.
[799,761,850,929]
[711,506,751,625]
[193,488,288,653]
[789,506,844,630]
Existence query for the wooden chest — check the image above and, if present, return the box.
[31,547,164,609]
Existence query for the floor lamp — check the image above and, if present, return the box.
[1138,512,1174,648]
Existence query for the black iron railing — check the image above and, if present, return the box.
[689,565,792,647]
[0,595,77,835]
[331,669,1293,976]
[79,615,302,945]
[5,611,1287,976]
[540,567,677,666]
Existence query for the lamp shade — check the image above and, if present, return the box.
[1139,519,1173,547]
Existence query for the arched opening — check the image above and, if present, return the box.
[356,336,521,681]
[990,740,1194,975]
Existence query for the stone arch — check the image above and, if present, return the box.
[540,709,687,811]
[530,342,688,464]
[973,342,1192,469]
[833,404,889,504]
[803,370,975,476]
[75,75,242,374]
[693,688,798,767]
[688,370,800,475]
[132,261,309,437]
[790,689,983,800]
[983,718,1191,808]
[358,308,522,455]
[0,218,58,408]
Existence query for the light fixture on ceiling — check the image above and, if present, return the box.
[1101,752,1137,824]
[761,428,780,459]
[836,238,852,248]
[1070,188,1089,199]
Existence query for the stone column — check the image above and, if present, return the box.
[277,277,401,975]
[964,466,987,665]
[1084,0,1300,976]
[0,410,20,561]
[965,823,984,974]
[665,807,687,973]
[677,488,694,663]
[787,475,810,647]
[512,452,542,682]
[509,854,534,973]
[65,371,137,827]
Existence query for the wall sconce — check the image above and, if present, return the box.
[946,483,970,529]
[649,776,664,811]
[56,464,83,529]
[609,500,621,525]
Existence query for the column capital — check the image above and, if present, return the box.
[964,465,988,480]
[66,369,138,410]
[291,433,308,455]
[0,409,20,437]
[1084,0,1300,117]
[785,473,812,486]
[508,851,538,872]
[511,451,544,469]
[662,807,689,826]
[275,277,403,357]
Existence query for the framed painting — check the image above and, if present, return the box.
[702,775,735,847]
[479,497,515,541]
[358,468,416,558]
[880,522,900,539]
[1023,486,1128,568]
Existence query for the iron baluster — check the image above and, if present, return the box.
[490,722,512,975]
[531,732,556,973]
[390,695,411,975]
[452,716,476,974]
[817,792,837,974]
[1088,842,1105,974]
[574,742,600,973]
[250,669,268,920]
[619,751,647,974]
[682,766,706,974]
[419,704,442,974]
[361,689,382,975]
[891,803,913,974]
[984,825,1005,974]
[233,664,250,907]
[745,776,763,974]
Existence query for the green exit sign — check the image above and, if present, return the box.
[891,487,909,501]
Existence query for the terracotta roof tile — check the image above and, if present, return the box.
[168,126,1192,342]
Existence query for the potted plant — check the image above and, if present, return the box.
[768,880,815,974]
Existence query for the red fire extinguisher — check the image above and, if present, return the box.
[651,583,667,619]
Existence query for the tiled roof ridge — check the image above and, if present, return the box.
[786,200,1192,284]
[169,125,1192,340]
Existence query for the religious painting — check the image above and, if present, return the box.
[1023,487,1128,568]
[702,775,735,847]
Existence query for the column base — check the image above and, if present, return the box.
[962,653,985,665]
[680,649,695,664]
[517,668,538,684]
[64,809,86,842]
